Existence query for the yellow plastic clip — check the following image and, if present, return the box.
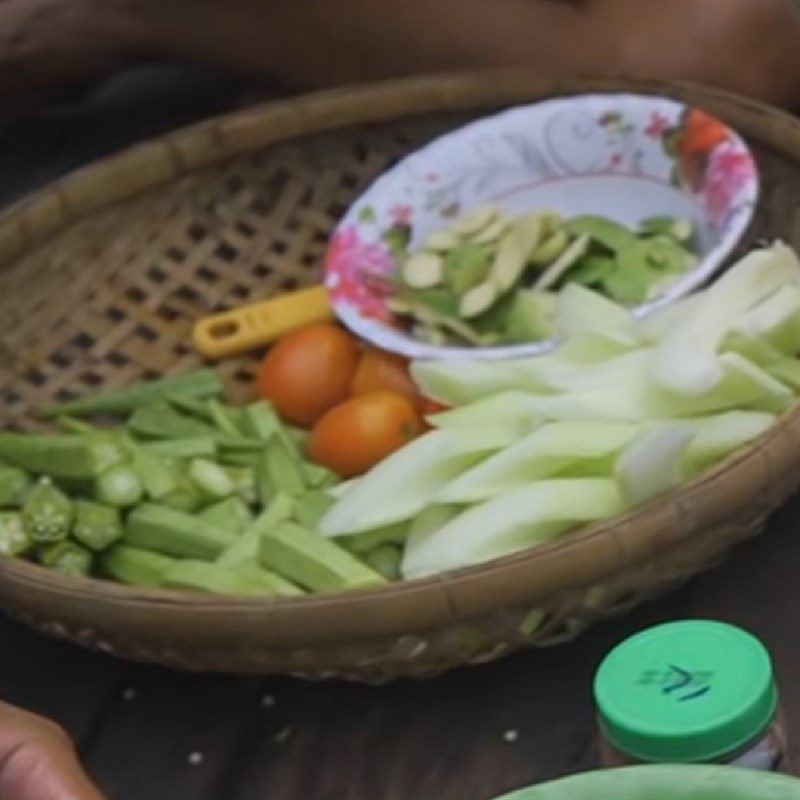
[192,285,333,359]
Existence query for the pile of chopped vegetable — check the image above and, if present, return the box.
[321,242,799,579]
[387,205,698,346]
[1,242,797,594]
[0,372,394,592]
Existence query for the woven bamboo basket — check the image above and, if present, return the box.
[0,74,798,680]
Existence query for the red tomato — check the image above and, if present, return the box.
[309,391,422,477]
[256,323,360,426]
[350,349,419,402]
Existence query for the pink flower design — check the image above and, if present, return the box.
[325,226,394,322]
[699,143,755,224]
[389,204,413,226]
[645,112,670,139]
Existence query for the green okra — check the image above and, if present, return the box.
[0,511,32,557]
[0,463,32,508]
[140,437,217,459]
[101,545,177,588]
[206,399,246,437]
[260,522,385,592]
[128,403,216,440]
[187,458,235,501]
[216,494,295,567]
[199,497,254,534]
[38,369,223,418]
[38,540,92,577]
[294,490,335,530]
[0,433,124,480]
[21,478,73,543]
[160,560,281,596]
[72,500,122,552]
[125,440,180,500]
[124,503,238,559]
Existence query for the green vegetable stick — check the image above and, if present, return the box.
[38,540,93,577]
[0,511,32,557]
[0,463,32,508]
[260,522,385,592]
[128,403,215,439]
[38,369,223,418]
[293,490,334,530]
[0,433,124,480]
[125,503,239,559]
[217,494,295,567]
[21,478,73,543]
[362,543,402,581]
[199,497,254,534]
[206,399,245,437]
[161,560,280,596]
[141,438,217,459]
[72,500,123,551]
[101,545,177,588]
[125,441,180,500]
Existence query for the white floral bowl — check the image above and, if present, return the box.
[324,93,758,360]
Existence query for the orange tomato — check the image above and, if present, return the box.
[309,391,422,477]
[256,323,360,426]
[350,349,419,402]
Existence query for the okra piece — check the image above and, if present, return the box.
[234,563,305,596]
[294,490,335,530]
[187,458,235,501]
[72,500,122,552]
[362,543,402,581]
[260,522,385,592]
[124,503,238,559]
[216,494,295,567]
[0,511,32,557]
[158,474,205,513]
[95,462,144,507]
[56,416,96,434]
[0,433,124,480]
[224,466,257,505]
[199,497,254,534]
[302,463,339,489]
[167,395,215,422]
[141,438,217,459]
[125,441,180,500]
[403,252,444,289]
[101,545,176,588]
[341,520,410,554]
[0,463,31,507]
[21,477,73,543]
[161,560,280,596]
[206,399,246,437]
[244,401,300,458]
[256,440,306,504]
[38,540,92,577]
[38,369,223,418]
[128,403,215,440]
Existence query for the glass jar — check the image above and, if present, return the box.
[594,620,790,772]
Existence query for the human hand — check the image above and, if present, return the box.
[0,701,105,800]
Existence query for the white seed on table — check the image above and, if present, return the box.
[261,694,277,708]
[503,730,519,743]
[187,751,204,765]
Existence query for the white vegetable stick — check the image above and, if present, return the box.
[650,242,800,395]
[680,410,776,474]
[555,283,638,343]
[734,283,800,355]
[437,421,641,503]
[615,424,694,506]
[319,428,515,536]
[427,391,545,436]
[402,478,623,578]
[636,293,706,343]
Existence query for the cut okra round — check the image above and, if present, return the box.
[453,204,499,236]
[402,252,444,288]
[423,229,461,252]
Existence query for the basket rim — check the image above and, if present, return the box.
[1,72,799,646]
[1,70,799,267]
[1,403,797,618]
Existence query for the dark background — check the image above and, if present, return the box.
[1,67,798,800]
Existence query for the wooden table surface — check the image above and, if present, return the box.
[1,68,799,800]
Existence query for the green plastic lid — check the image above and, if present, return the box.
[594,620,777,763]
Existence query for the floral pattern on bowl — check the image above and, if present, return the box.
[324,94,758,360]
